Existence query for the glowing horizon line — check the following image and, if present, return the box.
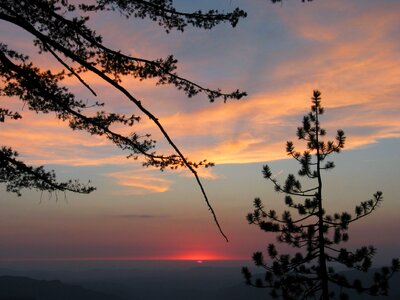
[0,256,246,262]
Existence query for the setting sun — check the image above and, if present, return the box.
[169,253,229,261]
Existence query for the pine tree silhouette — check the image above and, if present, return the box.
[242,90,399,300]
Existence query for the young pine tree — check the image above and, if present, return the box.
[242,90,399,300]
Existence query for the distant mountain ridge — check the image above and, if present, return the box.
[0,297,36,300]
[0,276,124,300]
[0,267,399,300]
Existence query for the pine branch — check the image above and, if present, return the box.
[0,12,228,241]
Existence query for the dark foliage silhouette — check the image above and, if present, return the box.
[0,0,251,239]
[242,91,399,299]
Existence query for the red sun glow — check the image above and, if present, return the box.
[171,253,224,261]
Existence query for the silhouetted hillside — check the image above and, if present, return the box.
[0,276,124,300]
[0,265,399,300]
[0,297,36,300]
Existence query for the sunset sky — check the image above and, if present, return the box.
[1,0,399,264]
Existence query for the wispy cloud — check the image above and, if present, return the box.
[105,170,172,195]
[1,0,399,169]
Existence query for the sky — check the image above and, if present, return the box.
[0,0,399,264]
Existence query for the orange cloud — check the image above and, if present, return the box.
[176,165,220,180]
[138,85,399,164]
[1,1,399,171]
[105,170,172,195]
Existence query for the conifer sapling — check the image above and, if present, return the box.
[242,90,399,300]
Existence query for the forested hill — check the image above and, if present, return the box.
[0,269,399,300]
[0,276,124,300]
